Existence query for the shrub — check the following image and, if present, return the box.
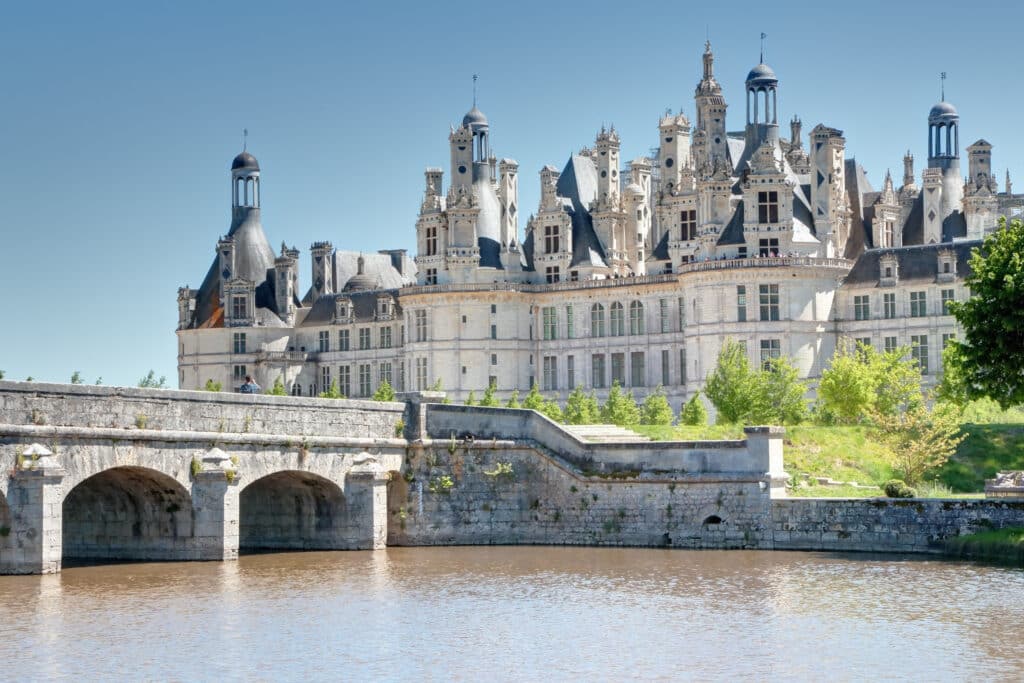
[505,390,521,409]
[883,479,917,498]
[268,377,287,396]
[680,392,708,426]
[640,385,675,425]
[479,381,500,407]
[564,386,599,425]
[204,379,223,392]
[601,381,641,426]
[372,379,395,402]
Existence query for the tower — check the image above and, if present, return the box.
[744,60,780,156]
[594,126,621,207]
[274,243,300,324]
[658,112,692,194]
[231,151,260,218]
[694,41,729,173]
[310,241,334,298]
[809,125,848,257]
[498,159,519,247]
[964,140,999,239]
[927,95,963,233]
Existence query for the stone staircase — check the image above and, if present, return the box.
[562,424,651,443]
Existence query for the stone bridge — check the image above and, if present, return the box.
[0,382,407,574]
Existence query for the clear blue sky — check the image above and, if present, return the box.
[2,0,1021,387]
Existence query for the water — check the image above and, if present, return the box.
[1,548,1021,681]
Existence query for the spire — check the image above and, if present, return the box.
[472,74,478,107]
[941,71,946,101]
[243,128,248,152]
[703,40,714,79]
[760,32,767,63]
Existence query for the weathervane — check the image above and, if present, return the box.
[941,72,947,100]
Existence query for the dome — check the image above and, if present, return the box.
[625,182,644,196]
[462,105,489,131]
[746,63,778,85]
[343,255,376,292]
[929,101,959,120]
[231,152,259,171]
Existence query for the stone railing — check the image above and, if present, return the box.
[676,256,854,275]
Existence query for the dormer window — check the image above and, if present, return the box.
[334,296,353,323]
[223,278,255,327]
[880,254,899,287]
[757,191,779,223]
[937,249,956,282]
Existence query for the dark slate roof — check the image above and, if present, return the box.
[842,240,979,287]
[301,250,416,305]
[473,162,504,268]
[716,200,746,245]
[299,289,403,327]
[650,229,670,261]
[901,194,968,245]
[232,152,259,171]
[843,159,876,258]
[556,155,608,268]
[521,230,536,271]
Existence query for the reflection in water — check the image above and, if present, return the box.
[0,548,1021,680]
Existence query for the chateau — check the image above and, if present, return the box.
[176,43,1022,410]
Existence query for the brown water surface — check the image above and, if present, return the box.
[0,548,1021,681]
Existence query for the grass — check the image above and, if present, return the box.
[939,424,1024,492]
[943,527,1024,565]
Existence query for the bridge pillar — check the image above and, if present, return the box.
[345,466,389,550]
[191,457,241,561]
[6,446,65,574]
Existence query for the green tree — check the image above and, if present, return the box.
[138,370,167,389]
[25,376,34,382]
[505,390,521,409]
[947,217,1024,408]
[268,377,288,396]
[94,377,103,385]
[373,379,395,402]
[757,357,809,425]
[680,392,708,426]
[539,398,565,423]
[479,380,500,407]
[522,383,544,411]
[600,381,641,426]
[0,370,4,380]
[704,339,760,423]
[464,390,477,406]
[818,340,922,423]
[872,402,966,485]
[640,385,674,425]
[70,371,83,385]
[319,381,343,399]
[935,343,969,408]
[564,386,599,424]
[204,378,223,392]
[874,345,923,416]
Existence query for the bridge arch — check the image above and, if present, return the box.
[62,466,194,563]
[238,470,355,552]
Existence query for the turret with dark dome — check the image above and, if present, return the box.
[462,105,489,132]
[928,101,959,122]
[745,62,778,86]
[231,151,260,171]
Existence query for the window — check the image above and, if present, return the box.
[910,335,929,374]
[757,191,779,223]
[359,364,372,397]
[679,348,687,385]
[737,286,747,322]
[339,366,351,397]
[543,307,558,340]
[490,324,497,339]
[680,209,697,240]
[941,289,955,315]
[570,270,579,281]
[661,349,670,386]
[488,375,497,389]
[942,333,955,349]
[591,304,606,337]
[231,295,247,320]
[491,304,497,314]
[544,225,560,253]
[759,284,780,321]
[611,352,625,385]
[884,336,898,353]
[910,291,927,318]
[379,361,392,386]
[883,292,896,319]
[543,356,558,391]
[359,328,371,350]
[425,268,438,285]
[759,339,781,370]
[425,225,438,256]
[320,366,331,392]
[233,365,246,382]
[398,363,405,391]
[758,238,779,257]
[631,352,645,387]
[659,299,670,333]
[881,220,894,248]
[232,332,246,354]
[338,329,350,351]
[854,295,870,321]
[319,330,330,352]
[415,310,427,342]
[415,358,428,390]
[629,301,645,335]
[592,354,606,388]
[610,302,625,336]
[380,327,392,349]
[546,266,561,283]
[567,355,576,390]
[857,337,872,349]
[491,353,497,366]
[678,297,686,331]
[566,304,575,339]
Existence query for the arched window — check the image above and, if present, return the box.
[629,301,644,335]
[610,302,625,337]
[590,304,605,337]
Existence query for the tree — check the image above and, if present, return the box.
[372,379,395,402]
[479,380,500,407]
[94,377,103,385]
[0,370,4,380]
[464,390,477,406]
[522,383,544,411]
[564,386,599,425]
[204,379,223,392]
[640,385,674,425]
[600,381,641,426]
[758,357,809,425]
[268,377,288,396]
[680,392,708,426]
[872,402,966,485]
[818,339,922,423]
[70,371,83,385]
[505,390,521,409]
[319,381,343,399]
[935,343,969,408]
[138,370,167,389]
[704,339,760,423]
[947,217,1024,408]
[538,398,565,423]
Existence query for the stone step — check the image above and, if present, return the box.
[563,424,650,443]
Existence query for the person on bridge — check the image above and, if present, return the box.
[239,376,261,394]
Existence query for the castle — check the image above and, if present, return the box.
[176,43,1022,410]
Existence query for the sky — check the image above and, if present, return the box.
[2,0,1022,387]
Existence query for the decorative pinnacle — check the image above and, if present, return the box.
[473,74,478,107]
[243,128,248,152]
[760,32,767,63]
[941,72,946,100]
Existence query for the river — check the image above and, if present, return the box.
[1,548,1021,681]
